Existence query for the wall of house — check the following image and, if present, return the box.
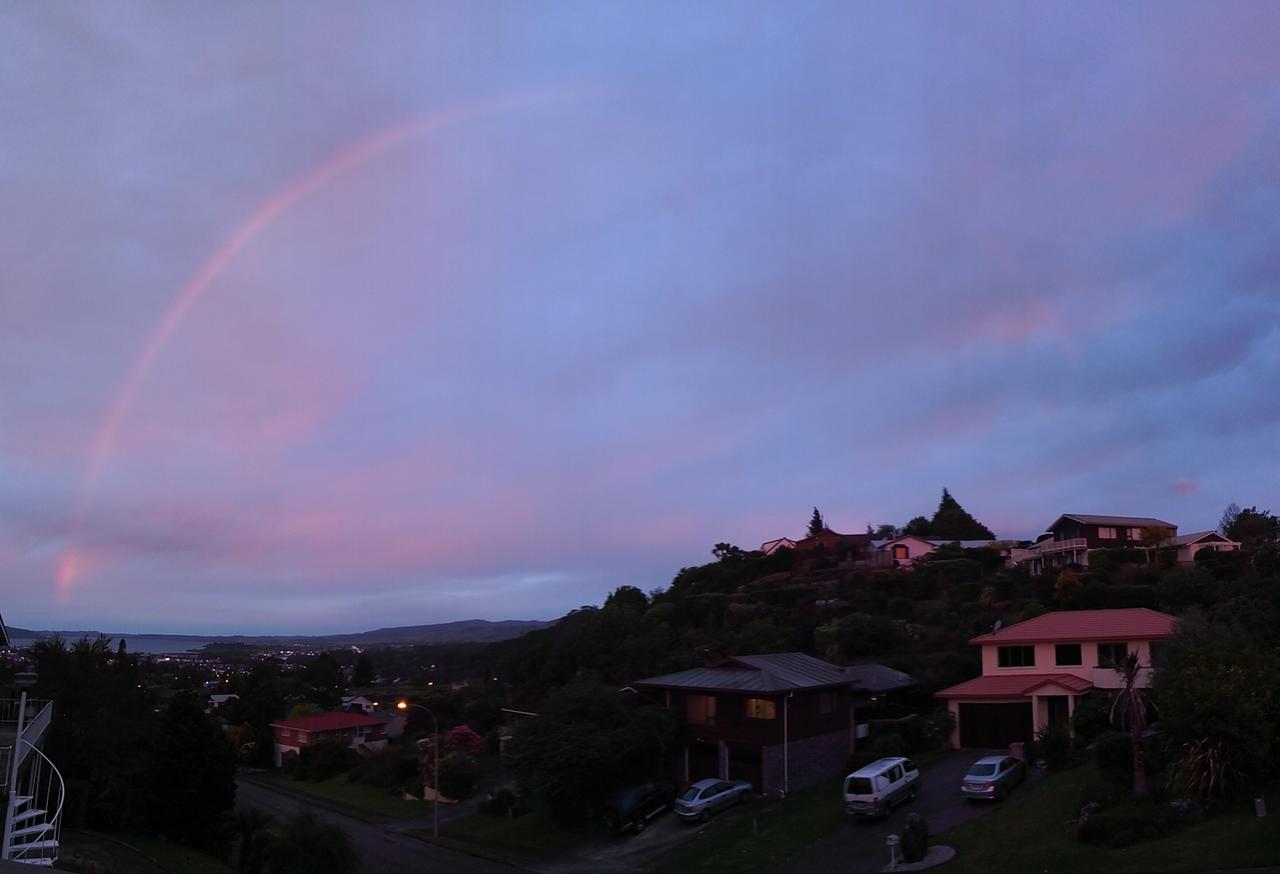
[762,726,852,795]
[979,640,1155,679]
[664,688,850,747]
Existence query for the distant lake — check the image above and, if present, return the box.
[9,636,211,655]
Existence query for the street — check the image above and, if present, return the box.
[236,778,518,874]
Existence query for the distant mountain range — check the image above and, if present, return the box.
[5,618,552,647]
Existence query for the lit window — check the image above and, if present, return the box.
[892,544,910,560]
[1098,527,1116,539]
[1128,528,1143,540]
[745,698,777,719]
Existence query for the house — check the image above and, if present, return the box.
[1024,514,1177,574]
[207,693,239,712]
[1166,531,1240,564]
[630,653,860,795]
[341,695,377,714]
[760,537,797,556]
[935,608,1176,749]
[868,536,1010,569]
[792,527,876,564]
[269,711,388,767]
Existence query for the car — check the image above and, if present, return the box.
[603,781,674,834]
[673,778,752,822]
[960,755,1025,801]
[843,756,920,819]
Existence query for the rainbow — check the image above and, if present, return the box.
[59,92,575,596]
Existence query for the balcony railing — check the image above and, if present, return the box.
[0,699,50,726]
[1033,538,1088,554]
[1092,666,1154,689]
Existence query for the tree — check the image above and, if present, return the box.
[1224,506,1279,555]
[266,813,357,874]
[926,489,995,540]
[1109,651,1156,799]
[351,655,375,688]
[1054,568,1081,607]
[902,516,932,536]
[235,807,274,874]
[711,543,745,564]
[874,524,898,539]
[1218,502,1241,536]
[808,508,826,537]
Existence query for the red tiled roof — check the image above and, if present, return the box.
[970,608,1176,645]
[270,712,386,732]
[936,673,1094,699]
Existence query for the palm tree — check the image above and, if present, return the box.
[1110,651,1157,799]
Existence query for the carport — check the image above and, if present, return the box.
[957,702,1032,748]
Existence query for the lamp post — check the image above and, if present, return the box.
[396,700,439,839]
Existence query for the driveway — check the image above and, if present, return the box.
[236,778,518,874]
[532,796,760,874]
[779,751,1043,874]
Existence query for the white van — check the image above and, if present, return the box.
[843,756,920,819]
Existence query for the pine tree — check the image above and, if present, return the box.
[808,507,826,537]
[928,489,995,540]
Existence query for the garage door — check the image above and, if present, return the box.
[958,702,1033,749]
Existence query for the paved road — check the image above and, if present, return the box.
[779,751,1042,874]
[236,779,518,874]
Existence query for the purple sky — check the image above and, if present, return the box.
[2,3,1279,634]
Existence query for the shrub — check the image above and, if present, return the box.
[348,745,418,791]
[301,738,359,782]
[888,597,914,619]
[1070,696,1112,746]
[437,754,481,801]
[1093,731,1134,786]
[1031,721,1074,771]
[1077,778,1127,809]
[445,725,487,757]
[1076,802,1174,847]
[870,733,907,758]
[479,787,530,818]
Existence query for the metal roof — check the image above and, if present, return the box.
[1052,514,1176,529]
[1168,530,1235,546]
[269,712,387,731]
[969,608,1177,645]
[844,663,918,693]
[935,672,1094,699]
[633,652,855,693]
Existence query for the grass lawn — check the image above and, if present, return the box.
[655,773,847,874]
[941,764,1280,874]
[246,771,431,822]
[422,797,595,866]
[127,836,236,874]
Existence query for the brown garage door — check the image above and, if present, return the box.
[959,702,1033,749]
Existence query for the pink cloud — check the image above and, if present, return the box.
[1173,478,1199,496]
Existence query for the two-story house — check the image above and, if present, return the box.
[1025,514,1177,574]
[631,653,861,796]
[270,711,388,767]
[935,608,1176,749]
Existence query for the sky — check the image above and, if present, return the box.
[2,2,1279,634]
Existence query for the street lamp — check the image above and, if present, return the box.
[396,700,439,839]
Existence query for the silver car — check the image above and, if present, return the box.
[673,778,752,822]
[960,755,1025,801]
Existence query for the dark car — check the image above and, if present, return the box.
[960,755,1025,801]
[604,781,675,833]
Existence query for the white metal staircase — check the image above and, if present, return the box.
[1,697,63,867]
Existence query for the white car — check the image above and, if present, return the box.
[843,757,920,819]
[673,779,752,822]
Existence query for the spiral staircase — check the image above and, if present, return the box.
[0,694,63,867]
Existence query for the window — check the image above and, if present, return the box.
[1097,642,1128,667]
[1098,527,1117,539]
[1128,527,1143,540]
[1055,643,1082,666]
[818,691,837,714]
[745,697,777,719]
[892,544,910,560]
[997,645,1035,667]
[687,694,717,725]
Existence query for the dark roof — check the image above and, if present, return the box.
[633,652,854,694]
[969,608,1177,644]
[1168,530,1234,546]
[1050,514,1176,530]
[844,663,918,693]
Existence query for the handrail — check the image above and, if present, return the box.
[8,739,63,863]
[20,699,52,755]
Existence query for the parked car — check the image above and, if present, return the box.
[673,778,752,822]
[843,756,920,819]
[960,755,1025,801]
[603,781,675,834]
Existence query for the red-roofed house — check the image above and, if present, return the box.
[270,712,389,767]
[936,608,1176,749]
